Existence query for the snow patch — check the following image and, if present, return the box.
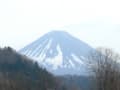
[45,45,63,70]
[69,60,75,68]
[72,54,85,65]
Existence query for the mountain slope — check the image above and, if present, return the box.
[20,31,94,75]
[0,47,57,90]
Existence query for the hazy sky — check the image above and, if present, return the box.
[0,0,120,53]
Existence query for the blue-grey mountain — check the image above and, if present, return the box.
[20,31,94,75]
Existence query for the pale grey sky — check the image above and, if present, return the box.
[0,0,120,53]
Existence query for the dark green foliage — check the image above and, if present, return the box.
[0,47,57,90]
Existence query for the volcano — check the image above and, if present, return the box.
[20,31,94,75]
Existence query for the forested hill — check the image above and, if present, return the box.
[0,47,57,90]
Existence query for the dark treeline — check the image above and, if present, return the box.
[0,47,57,90]
[0,47,120,90]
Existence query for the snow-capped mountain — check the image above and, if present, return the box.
[20,31,94,75]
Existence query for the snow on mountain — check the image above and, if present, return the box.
[19,31,94,75]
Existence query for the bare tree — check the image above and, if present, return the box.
[88,47,120,90]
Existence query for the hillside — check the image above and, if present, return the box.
[0,47,57,90]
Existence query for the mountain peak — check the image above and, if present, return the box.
[46,30,71,39]
[20,31,94,75]
[49,30,68,34]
